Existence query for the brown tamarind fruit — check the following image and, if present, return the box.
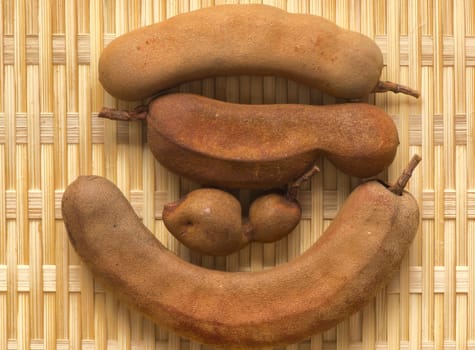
[162,166,318,255]
[61,155,421,349]
[99,93,400,189]
[98,4,419,101]
[162,188,251,256]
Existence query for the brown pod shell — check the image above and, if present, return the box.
[62,173,419,349]
[146,93,399,189]
[99,4,384,101]
[162,188,248,256]
[248,193,301,243]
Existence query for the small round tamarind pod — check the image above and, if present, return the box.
[162,166,318,255]
[162,188,249,256]
[247,192,301,243]
[61,155,421,349]
[98,4,419,101]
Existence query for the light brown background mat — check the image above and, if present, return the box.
[1,0,474,349]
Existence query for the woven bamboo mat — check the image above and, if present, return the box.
[1,0,474,349]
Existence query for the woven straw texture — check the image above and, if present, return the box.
[1,0,474,349]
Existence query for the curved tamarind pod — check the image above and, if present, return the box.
[99,93,400,189]
[98,4,419,101]
[61,156,421,349]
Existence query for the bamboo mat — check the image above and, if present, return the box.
[0,0,474,349]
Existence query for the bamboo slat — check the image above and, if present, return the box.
[1,0,474,349]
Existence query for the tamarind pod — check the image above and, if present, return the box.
[61,157,420,349]
[98,4,419,101]
[147,93,399,189]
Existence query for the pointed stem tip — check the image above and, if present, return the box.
[98,105,149,121]
[287,165,320,200]
[374,81,420,98]
[388,155,422,195]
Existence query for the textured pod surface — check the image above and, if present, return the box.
[147,93,399,189]
[62,175,419,349]
[162,188,249,256]
[248,193,301,243]
[99,4,383,101]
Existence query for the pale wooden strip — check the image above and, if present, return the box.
[456,295,467,350]
[29,339,44,350]
[55,222,69,339]
[0,0,3,113]
[29,221,43,338]
[422,219,435,342]
[65,1,78,114]
[17,293,30,350]
[142,318,157,350]
[420,67,434,188]
[445,220,456,340]
[336,318,350,350]
[41,145,55,265]
[455,113,467,145]
[13,113,28,144]
[432,0,444,118]
[92,143,105,176]
[5,65,15,187]
[467,67,475,192]
[434,146,445,265]
[44,293,55,350]
[361,300,375,350]
[421,190,435,219]
[468,220,475,339]
[42,265,55,292]
[469,60,475,345]
[90,0,103,113]
[433,114,444,146]
[14,0,26,112]
[6,221,17,338]
[408,114,422,146]
[95,293,107,350]
[387,293,401,350]
[375,284,387,343]
[69,293,81,350]
[130,312,143,350]
[409,294,421,350]
[434,293,444,350]
[7,339,16,350]
[39,0,53,114]
[444,67,455,188]
[456,146,467,265]
[0,145,5,264]
[0,265,5,291]
[0,294,5,350]
[91,114,105,145]
[78,65,92,175]
[444,190,457,218]
[81,265,95,339]
[66,112,80,144]
[0,113,5,144]
[128,125,144,192]
[118,302,131,350]
[53,66,69,188]
[56,340,69,350]
[16,144,28,265]
[454,0,466,114]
